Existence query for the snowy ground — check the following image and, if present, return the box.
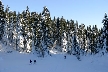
[0,43,108,72]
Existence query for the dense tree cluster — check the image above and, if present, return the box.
[0,1,108,59]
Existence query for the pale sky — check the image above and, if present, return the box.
[1,0,108,29]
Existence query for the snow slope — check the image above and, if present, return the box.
[0,43,108,72]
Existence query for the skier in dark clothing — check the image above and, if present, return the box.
[64,56,66,59]
[30,59,32,64]
[34,60,36,64]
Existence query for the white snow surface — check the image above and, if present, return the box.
[0,42,108,72]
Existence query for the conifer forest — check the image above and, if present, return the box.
[0,1,108,59]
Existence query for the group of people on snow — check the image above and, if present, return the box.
[30,59,36,64]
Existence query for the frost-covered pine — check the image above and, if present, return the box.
[71,21,80,56]
[0,1,5,40]
[41,6,52,53]
[8,11,14,44]
[61,31,67,53]
[20,6,32,52]
[89,25,98,55]
[102,13,108,52]
[3,5,10,45]
[31,12,38,53]
[78,24,87,55]
[66,20,73,55]
[14,12,23,51]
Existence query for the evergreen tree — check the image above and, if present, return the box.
[59,16,67,52]
[78,24,86,55]
[0,1,5,40]
[31,12,38,53]
[102,13,108,52]
[3,5,10,45]
[42,6,52,52]
[67,19,75,55]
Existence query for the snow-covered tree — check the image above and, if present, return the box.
[0,1,5,40]
[3,5,10,45]
[102,13,108,52]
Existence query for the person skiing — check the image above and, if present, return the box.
[30,59,32,64]
[34,60,36,64]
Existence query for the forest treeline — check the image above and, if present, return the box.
[0,1,108,59]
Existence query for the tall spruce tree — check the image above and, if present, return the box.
[3,5,10,45]
[102,13,108,52]
[42,6,52,52]
[0,1,5,40]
